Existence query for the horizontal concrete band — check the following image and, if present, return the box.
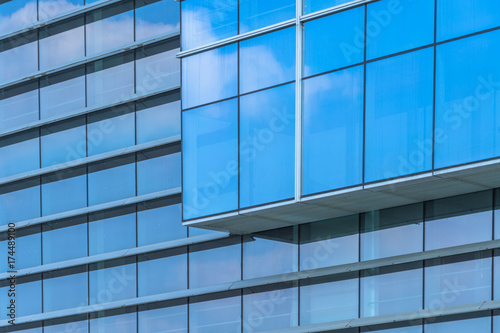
[0,187,181,233]
[0,30,180,91]
[0,135,181,187]
[1,238,499,327]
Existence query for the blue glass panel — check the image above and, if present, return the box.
[42,218,87,264]
[88,156,136,205]
[38,0,83,20]
[437,0,500,41]
[426,316,491,332]
[87,106,135,156]
[303,66,363,194]
[136,97,180,144]
[239,0,295,34]
[137,202,186,246]
[365,48,434,182]
[240,28,295,94]
[138,250,187,296]
[362,326,422,333]
[435,30,500,168]
[240,83,295,207]
[44,318,88,333]
[42,167,87,215]
[182,99,238,219]
[136,43,180,95]
[41,118,86,167]
[181,0,237,50]
[361,264,423,317]
[304,0,351,15]
[0,279,42,318]
[90,311,137,332]
[0,131,39,178]
[40,68,86,120]
[137,150,181,195]
[0,83,39,133]
[139,303,187,333]
[89,209,136,255]
[0,0,37,35]
[243,286,298,332]
[182,44,237,109]
[190,294,241,333]
[16,229,41,269]
[304,7,364,77]
[135,0,179,40]
[43,268,88,311]
[0,179,40,226]
[0,35,38,85]
[89,260,136,305]
[366,0,434,60]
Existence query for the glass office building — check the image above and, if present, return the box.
[1,0,500,332]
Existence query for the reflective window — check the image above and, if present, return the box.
[0,0,37,35]
[39,18,84,70]
[425,253,492,309]
[304,0,351,15]
[135,0,180,40]
[243,227,297,279]
[0,82,39,133]
[0,179,40,226]
[361,323,422,333]
[0,131,39,178]
[40,68,86,119]
[425,191,492,251]
[0,34,38,84]
[304,7,364,76]
[426,314,491,332]
[136,93,181,144]
[361,263,423,317]
[85,1,134,56]
[361,203,423,260]
[89,258,137,305]
[41,117,86,167]
[0,276,42,318]
[42,217,87,264]
[138,301,187,333]
[189,292,241,333]
[41,167,87,215]
[300,215,359,270]
[435,30,500,168]
[240,83,295,207]
[239,0,295,34]
[0,226,41,270]
[39,0,84,20]
[366,0,434,60]
[86,53,135,107]
[44,315,88,333]
[240,28,295,94]
[365,48,434,182]
[189,238,241,288]
[90,309,137,332]
[88,156,136,205]
[243,284,298,332]
[137,148,181,195]
[89,207,136,255]
[300,274,358,325]
[437,0,500,41]
[137,201,186,246]
[138,248,187,296]
[303,65,363,194]
[43,266,88,311]
[182,44,237,109]
[181,0,237,50]
[87,106,135,156]
[182,99,238,219]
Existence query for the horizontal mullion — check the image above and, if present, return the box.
[299,0,377,22]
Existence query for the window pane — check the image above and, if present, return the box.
[437,0,500,41]
[0,0,37,35]
[137,149,181,195]
[190,294,241,333]
[366,0,434,60]
[0,277,42,319]
[361,263,423,317]
[304,0,351,15]
[182,44,237,109]
[137,201,186,246]
[240,28,295,94]
[303,65,363,194]
[0,179,40,226]
[139,302,187,333]
[136,94,181,144]
[425,191,492,251]
[90,310,137,332]
[426,315,491,332]
[240,83,295,207]
[300,215,359,270]
[40,68,86,120]
[300,274,358,325]
[0,227,41,271]
[41,118,86,167]
[0,131,39,178]
[38,0,83,20]
[85,1,134,56]
[39,18,84,70]
[182,99,238,219]
[89,259,136,305]
[42,167,87,215]
[304,7,364,76]
[88,156,136,205]
[42,217,87,264]
[44,316,88,333]
[365,48,434,182]
[361,203,423,260]
[0,82,39,133]
[435,30,500,168]
[239,0,295,34]
[89,208,136,255]
[43,267,88,311]
[135,0,180,40]
[0,34,38,85]
[181,0,237,50]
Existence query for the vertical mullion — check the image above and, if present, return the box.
[294,0,303,201]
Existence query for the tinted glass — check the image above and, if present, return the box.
[138,249,187,296]
[0,83,39,133]
[304,0,351,14]
[39,0,83,20]
[43,267,88,311]
[44,318,88,333]
[89,209,136,255]
[135,0,180,40]
[0,0,37,34]
[90,311,137,332]
[42,218,87,263]
[13,227,41,269]
[137,202,186,246]
[137,150,181,195]
[89,260,136,305]
[0,35,38,84]
[41,118,86,167]
[189,294,241,333]
[42,167,87,215]
[426,315,491,332]
[138,303,187,333]
[0,131,39,178]
[239,0,295,34]
[0,179,40,226]
[136,97,181,144]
